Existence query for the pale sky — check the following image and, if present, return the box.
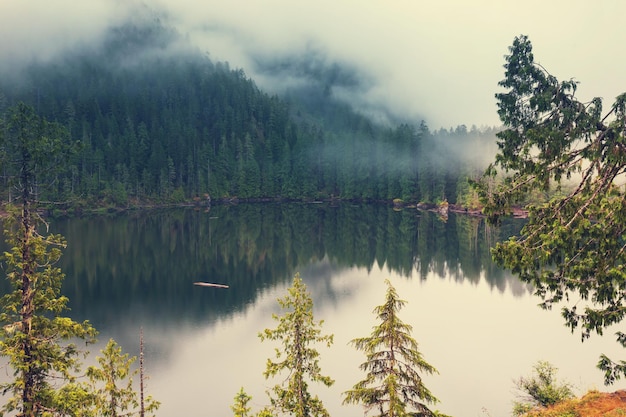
[1,0,625,128]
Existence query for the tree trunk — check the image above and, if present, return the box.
[19,143,36,417]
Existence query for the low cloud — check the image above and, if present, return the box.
[2,0,625,128]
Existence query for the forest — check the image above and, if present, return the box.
[3,12,626,413]
[0,20,499,210]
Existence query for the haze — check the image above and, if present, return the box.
[1,0,624,128]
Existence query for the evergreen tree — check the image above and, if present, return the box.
[0,103,97,417]
[231,387,252,417]
[343,279,441,417]
[0,19,493,206]
[475,35,626,383]
[259,273,334,417]
[86,338,160,417]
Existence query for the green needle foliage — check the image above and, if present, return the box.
[231,387,252,417]
[0,103,97,417]
[343,279,441,417]
[0,103,156,417]
[87,338,160,417]
[259,273,334,417]
[0,211,97,417]
[230,387,277,417]
[475,35,626,384]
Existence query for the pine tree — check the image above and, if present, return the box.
[343,279,441,417]
[259,273,334,417]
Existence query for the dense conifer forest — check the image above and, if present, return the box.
[0,20,499,209]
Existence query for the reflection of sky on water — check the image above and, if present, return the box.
[92,258,626,417]
[0,208,610,414]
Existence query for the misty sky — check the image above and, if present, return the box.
[1,0,625,129]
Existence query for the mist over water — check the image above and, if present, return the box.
[1,2,626,415]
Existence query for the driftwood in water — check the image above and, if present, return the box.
[193,282,229,289]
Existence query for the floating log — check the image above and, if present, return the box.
[193,282,229,289]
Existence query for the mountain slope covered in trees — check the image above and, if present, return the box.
[0,20,498,208]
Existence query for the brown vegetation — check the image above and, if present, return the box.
[522,390,626,417]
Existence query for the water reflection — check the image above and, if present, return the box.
[2,204,624,416]
[53,203,526,328]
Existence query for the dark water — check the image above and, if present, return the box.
[6,203,624,416]
[53,203,521,333]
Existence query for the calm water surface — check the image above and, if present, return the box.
[25,204,626,416]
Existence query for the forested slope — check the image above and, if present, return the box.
[0,20,498,208]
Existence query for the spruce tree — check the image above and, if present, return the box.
[259,273,334,417]
[343,279,441,417]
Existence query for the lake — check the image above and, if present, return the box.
[15,203,626,416]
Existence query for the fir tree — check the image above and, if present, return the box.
[259,273,334,417]
[343,279,441,417]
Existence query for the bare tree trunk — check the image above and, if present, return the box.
[140,327,145,417]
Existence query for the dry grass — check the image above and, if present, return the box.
[523,390,626,417]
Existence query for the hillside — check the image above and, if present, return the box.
[0,19,498,208]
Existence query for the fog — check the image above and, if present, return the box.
[2,0,625,128]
